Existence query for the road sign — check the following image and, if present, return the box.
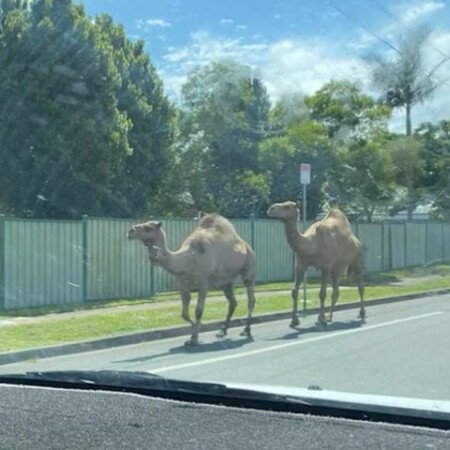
[300,163,311,185]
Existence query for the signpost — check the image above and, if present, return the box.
[300,164,310,313]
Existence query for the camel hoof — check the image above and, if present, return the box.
[326,314,333,323]
[316,316,327,327]
[358,310,366,320]
[216,330,227,338]
[289,317,300,328]
[240,327,252,338]
[184,337,199,347]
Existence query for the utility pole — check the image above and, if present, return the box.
[300,163,311,313]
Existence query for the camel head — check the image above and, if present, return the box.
[267,201,299,221]
[127,221,165,246]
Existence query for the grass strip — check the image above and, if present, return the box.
[1,274,449,353]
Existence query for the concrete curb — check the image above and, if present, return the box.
[1,288,449,366]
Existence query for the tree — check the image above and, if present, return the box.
[178,61,271,217]
[305,80,390,140]
[303,80,393,220]
[269,92,308,130]
[416,120,450,219]
[0,0,130,218]
[385,136,425,219]
[364,25,449,136]
[0,0,175,218]
[326,136,396,222]
[94,14,176,217]
[259,120,332,220]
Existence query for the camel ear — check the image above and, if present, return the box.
[156,221,162,229]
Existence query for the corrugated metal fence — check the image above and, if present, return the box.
[1,215,450,310]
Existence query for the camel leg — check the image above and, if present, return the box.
[180,290,194,326]
[241,280,256,337]
[355,267,366,321]
[327,273,340,323]
[290,264,304,328]
[186,287,207,346]
[316,270,329,326]
[217,283,237,338]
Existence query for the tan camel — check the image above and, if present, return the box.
[127,214,257,346]
[267,201,365,327]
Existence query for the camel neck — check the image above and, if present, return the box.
[154,233,186,276]
[283,219,308,253]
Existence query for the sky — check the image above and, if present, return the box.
[78,0,450,131]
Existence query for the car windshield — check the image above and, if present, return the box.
[0,0,450,405]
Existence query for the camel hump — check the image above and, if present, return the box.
[324,208,351,225]
[198,213,237,234]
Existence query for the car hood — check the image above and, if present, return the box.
[225,381,450,414]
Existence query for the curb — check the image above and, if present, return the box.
[1,288,449,366]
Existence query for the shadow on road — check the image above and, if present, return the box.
[113,336,253,364]
[269,319,364,341]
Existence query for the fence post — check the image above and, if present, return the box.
[250,213,255,250]
[0,215,5,310]
[82,214,88,302]
[441,222,445,262]
[425,221,429,265]
[150,264,155,297]
[404,221,408,268]
[381,222,385,271]
[388,224,393,270]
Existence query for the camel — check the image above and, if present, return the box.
[267,201,365,328]
[127,214,257,346]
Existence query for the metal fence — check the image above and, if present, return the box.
[1,215,450,310]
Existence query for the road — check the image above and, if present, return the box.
[1,295,449,401]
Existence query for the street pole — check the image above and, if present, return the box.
[302,183,307,314]
[299,163,311,315]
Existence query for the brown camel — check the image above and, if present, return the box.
[267,201,365,328]
[127,214,257,346]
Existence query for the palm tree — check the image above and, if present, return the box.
[364,25,449,136]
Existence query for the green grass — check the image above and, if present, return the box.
[2,263,449,319]
[1,269,450,353]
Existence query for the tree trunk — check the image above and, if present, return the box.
[405,102,412,136]
[364,206,374,223]
[405,102,413,219]
[406,190,414,220]
[407,206,414,221]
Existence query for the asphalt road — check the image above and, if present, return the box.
[1,295,449,401]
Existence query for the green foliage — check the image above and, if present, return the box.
[0,0,174,219]
[94,14,176,217]
[178,61,271,217]
[0,1,447,221]
[364,25,446,136]
[305,80,391,140]
[387,136,425,218]
[416,120,450,219]
[259,119,332,219]
[302,81,394,220]
[327,136,396,221]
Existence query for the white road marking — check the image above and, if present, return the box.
[92,295,450,352]
[149,311,443,373]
